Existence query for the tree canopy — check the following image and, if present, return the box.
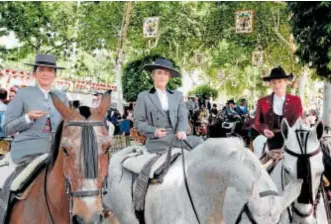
[0,2,307,101]
[288,2,331,80]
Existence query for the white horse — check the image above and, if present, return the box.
[254,118,328,223]
[104,138,302,224]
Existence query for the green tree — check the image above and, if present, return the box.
[288,2,331,78]
[122,55,182,102]
[0,2,77,59]
[189,84,219,99]
[288,2,331,127]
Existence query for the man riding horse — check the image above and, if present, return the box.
[253,66,303,151]
[134,57,203,152]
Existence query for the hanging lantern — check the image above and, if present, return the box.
[252,48,263,66]
[143,17,159,38]
[235,10,254,34]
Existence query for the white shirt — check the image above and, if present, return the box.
[156,88,169,111]
[38,85,50,99]
[273,94,285,116]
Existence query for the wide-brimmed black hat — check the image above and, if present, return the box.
[227,99,236,105]
[25,54,65,69]
[263,66,293,82]
[143,58,181,77]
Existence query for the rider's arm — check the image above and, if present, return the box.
[3,90,31,135]
[133,92,157,138]
[253,99,268,133]
[176,92,188,133]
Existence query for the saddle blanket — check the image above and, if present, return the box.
[0,153,48,224]
[122,147,183,179]
[0,153,48,191]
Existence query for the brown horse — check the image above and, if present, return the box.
[8,92,111,224]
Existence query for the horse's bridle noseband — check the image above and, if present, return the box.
[235,190,279,224]
[44,121,108,224]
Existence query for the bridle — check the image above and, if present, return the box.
[282,129,322,220]
[44,121,108,224]
[235,190,279,224]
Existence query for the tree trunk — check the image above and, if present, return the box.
[298,67,309,105]
[115,2,133,115]
[322,81,331,129]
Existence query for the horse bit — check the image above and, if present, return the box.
[44,121,109,224]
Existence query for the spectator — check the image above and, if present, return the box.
[0,88,8,138]
[236,99,249,117]
[211,103,218,116]
[92,92,103,108]
[8,86,19,102]
[204,98,211,112]
[120,113,131,136]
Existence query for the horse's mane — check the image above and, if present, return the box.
[49,120,64,168]
[200,138,261,176]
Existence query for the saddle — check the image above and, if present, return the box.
[0,153,49,224]
[120,145,183,217]
[122,147,182,179]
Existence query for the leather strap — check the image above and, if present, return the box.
[70,190,100,197]
[181,140,201,224]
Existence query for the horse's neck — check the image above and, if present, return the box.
[46,149,68,214]
[184,149,258,222]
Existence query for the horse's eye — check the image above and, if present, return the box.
[62,147,69,156]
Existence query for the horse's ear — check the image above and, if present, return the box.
[51,93,72,119]
[97,90,112,116]
[314,120,324,141]
[281,118,290,140]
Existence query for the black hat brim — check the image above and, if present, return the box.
[263,74,294,82]
[25,63,65,70]
[143,64,181,77]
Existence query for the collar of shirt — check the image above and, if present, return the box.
[155,87,169,110]
[38,85,50,99]
[155,88,167,95]
[273,94,286,115]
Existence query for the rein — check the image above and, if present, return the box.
[44,120,106,224]
[235,190,279,224]
[180,140,201,224]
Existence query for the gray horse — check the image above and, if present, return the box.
[104,138,302,224]
[254,118,328,223]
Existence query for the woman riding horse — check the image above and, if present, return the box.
[134,57,203,153]
[4,54,68,163]
[253,66,303,151]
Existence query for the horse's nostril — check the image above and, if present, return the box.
[72,215,85,224]
[91,213,104,224]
